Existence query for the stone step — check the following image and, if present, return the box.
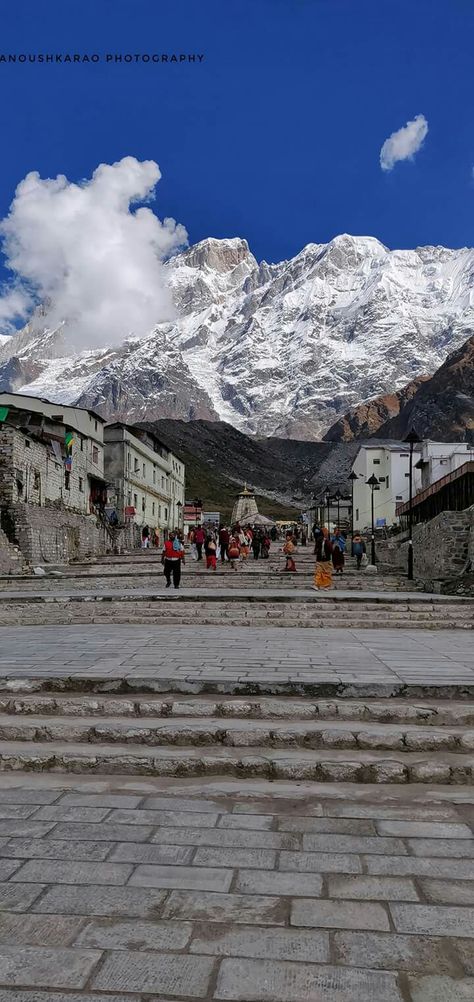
[4,693,473,726]
[0,737,471,783]
[1,606,471,629]
[0,711,473,754]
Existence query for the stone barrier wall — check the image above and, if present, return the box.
[1,502,139,566]
[376,510,473,583]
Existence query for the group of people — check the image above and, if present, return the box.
[188,524,272,571]
[312,524,367,590]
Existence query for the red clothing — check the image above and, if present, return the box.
[194,528,205,544]
[163,540,183,560]
[206,554,217,570]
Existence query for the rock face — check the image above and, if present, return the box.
[375,334,474,441]
[323,377,430,442]
[1,235,473,439]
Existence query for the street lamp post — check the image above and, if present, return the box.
[349,471,358,539]
[403,428,421,581]
[366,474,379,566]
[334,490,342,530]
[324,486,331,533]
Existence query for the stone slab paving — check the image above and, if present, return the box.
[0,779,470,998]
[0,624,473,690]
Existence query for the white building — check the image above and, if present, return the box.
[0,392,106,514]
[418,441,474,490]
[104,423,185,533]
[352,443,422,531]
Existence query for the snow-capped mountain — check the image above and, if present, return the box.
[1,234,473,439]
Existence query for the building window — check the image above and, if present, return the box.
[356,508,359,520]
[79,477,84,492]
[92,446,99,465]
[134,459,139,473]
[164,507,168,520]
[25,440,30,449]
[133,493,138,506]
[161,476,164,489]
[153,467,156,484]
[152,502,155,516]
[373,459,381,465]
[159,505,162,518]
[405,472,410,478]
[396,495,403,501]
[33,471,40,490]
[127,453,131,469]
[386,476,389,489]
[94,420,98,431]
[80,438,84,451]
[64,471,70,490]
[143,463,146,477]
[378,476,386,482]
[142,497,146,513]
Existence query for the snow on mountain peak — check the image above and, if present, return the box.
[1,233,473,439]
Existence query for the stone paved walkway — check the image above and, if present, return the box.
[0,625,473,687]
[0,777,471,1000]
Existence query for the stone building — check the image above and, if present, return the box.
[231,484,259,525]
[104,423,185,534]
[0,394,132,567]
[0,392,106,514]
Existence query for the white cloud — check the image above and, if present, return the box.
[0,156,188,347]
[380,114,428,172]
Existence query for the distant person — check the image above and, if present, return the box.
[205,533,218,571]
[282,532,297,572]
[194,526,205,561]
[141,525,150,549]
[162,531,185,589]
[251,532,261,560]
[331,528,346,576]
[270,525,277,542]
[219,525,230,563]
[239,530,250,560]
[261,533,270,559]
[313,528,333,590]
[228,534,241,571]
[352,532,366,570]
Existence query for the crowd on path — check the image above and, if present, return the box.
[142,518,367,591]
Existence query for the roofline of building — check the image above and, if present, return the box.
[0,391,106,424]
[395,460,474,515]
[105,421,185,464]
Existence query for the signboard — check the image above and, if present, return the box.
[376,517,387,527]
[202,511,220,525]
[124,506,136,517]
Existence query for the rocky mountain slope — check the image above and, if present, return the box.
[0,234,473,439]
[374,334,474,441]
[143,420,360,519]
[323,334,474,442]
[323,376,430,441]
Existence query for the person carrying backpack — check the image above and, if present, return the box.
[162,532,185,589]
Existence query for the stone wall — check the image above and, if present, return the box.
[0,528,27,575]
[376,510,473,584]
[1,502,139,566]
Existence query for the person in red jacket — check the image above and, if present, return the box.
[194,526,205,561]
[162,532,185,589]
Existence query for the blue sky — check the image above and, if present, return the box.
[1,0,473,276]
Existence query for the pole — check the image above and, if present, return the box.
[326,496,330,533]
[408,441,414,580]
[337,494,340,529]
[371,485,376,565]
[351,481,354,539]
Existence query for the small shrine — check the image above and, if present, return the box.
[231,483,259,525]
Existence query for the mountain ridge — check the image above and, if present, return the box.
[0,233,473,439]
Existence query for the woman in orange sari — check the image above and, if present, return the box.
[313,527,333,590]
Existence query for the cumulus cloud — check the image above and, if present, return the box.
[0,156,188,347]
[380,114,428,172]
